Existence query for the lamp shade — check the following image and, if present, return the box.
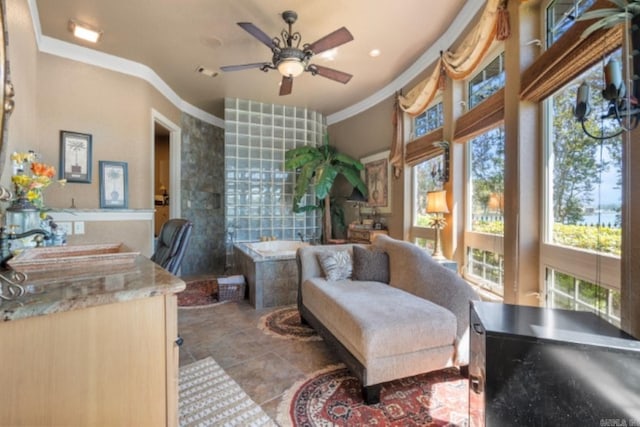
[426,190,449,214]
[277,58,305,77]
[347,187,368,202]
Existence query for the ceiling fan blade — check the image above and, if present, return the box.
[220,62,269,72]
[306,27,354,54]
[237,22,275,48]
[310,64,352,84]
[279,76,293,96]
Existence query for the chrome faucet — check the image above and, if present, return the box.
[0,227,52,266]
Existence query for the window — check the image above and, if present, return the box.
[465,126,505,296]
[469,126,505,235]
[468,53,505,109]
[467,248,504,295]
[546,0,596,47]
[411,155,446,251]
[542,53,621,321]
[546,268,621,326]
[546,56,622,255]
[413,102,443,138]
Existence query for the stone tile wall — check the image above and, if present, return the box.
[180,113,226,275]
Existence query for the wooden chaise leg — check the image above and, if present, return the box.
[362,384,381,405]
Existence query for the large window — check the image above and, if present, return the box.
[546,0,595,47]
[412,155,445,251]
[543,53,622,321]
[469,127,505,235]
[465,126,505,295]
[468,53,505,109]
[547,56,622,254]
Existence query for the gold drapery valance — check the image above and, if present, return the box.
[398,0,508,116]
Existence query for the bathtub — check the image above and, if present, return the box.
[243,240,309,258]
[234,240,310,309]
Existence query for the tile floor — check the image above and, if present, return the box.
[178,300,340,421]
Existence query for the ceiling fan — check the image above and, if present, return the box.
[220,10,354,96]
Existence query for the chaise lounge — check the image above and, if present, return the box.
[296,234,480,404]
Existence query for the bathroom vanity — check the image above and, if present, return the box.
[0,253,185,426]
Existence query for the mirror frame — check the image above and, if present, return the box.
[0,0,14,182]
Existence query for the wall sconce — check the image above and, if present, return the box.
[426,190,449,259]
[431,141,450,184]
[574,58,639,140]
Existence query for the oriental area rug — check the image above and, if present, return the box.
[178,357,276,427]
[258,305,322,342]
[177,276,225,309]
[276,364,474,427]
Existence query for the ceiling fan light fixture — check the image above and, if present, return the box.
[69,20,102,43]
[277,58,305,78]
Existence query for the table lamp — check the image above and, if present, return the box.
[426,190,449,259]
[347,187,368,224]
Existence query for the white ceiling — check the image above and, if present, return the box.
[34,0,478,122]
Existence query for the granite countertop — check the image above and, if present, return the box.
[0,255,185,322]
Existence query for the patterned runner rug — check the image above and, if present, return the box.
[276,364,474,426]
[179,357,276,426]
[257,305,322,341]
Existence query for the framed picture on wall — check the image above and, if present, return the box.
[99,161,128,209]
[60,130,92,183]
[360,150,392,214]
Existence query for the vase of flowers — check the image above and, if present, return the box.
[5,151,65,234]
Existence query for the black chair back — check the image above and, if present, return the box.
[151,218,193,275]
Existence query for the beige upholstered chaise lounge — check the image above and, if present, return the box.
[296,234,479,404]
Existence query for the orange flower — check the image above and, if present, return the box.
[31,162,56,178]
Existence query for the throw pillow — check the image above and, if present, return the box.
[352,245,390,283]
[317,250,353,281]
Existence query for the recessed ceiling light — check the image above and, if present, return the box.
[369,49,381,57]
[68,20,102,43]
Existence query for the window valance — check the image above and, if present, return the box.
[405,128,445,166]
[453,88,504,142]
[398,0,508,116]
[520,0,623,102]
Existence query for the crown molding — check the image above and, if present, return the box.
[326,0,484,125]
[28,0,479,128]
[26,0,224,129]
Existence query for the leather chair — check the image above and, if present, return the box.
[151,218,193,275]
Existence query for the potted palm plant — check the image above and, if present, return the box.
[285,135,368,243]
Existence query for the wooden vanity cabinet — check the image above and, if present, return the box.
[0,294,179,427]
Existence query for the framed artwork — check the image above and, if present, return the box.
[99,161,128,209]
[60,130,92,183]
[361,150,392,214]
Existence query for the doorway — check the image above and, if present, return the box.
[151,110,181,242]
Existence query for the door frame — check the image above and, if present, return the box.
[151,109,181,246]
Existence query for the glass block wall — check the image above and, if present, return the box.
[224,98,324,244]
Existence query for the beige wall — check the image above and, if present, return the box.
[328,95,405,238]
[4,0,180,254]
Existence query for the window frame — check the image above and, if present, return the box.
[539,4,622,306]
[464,125,505,296]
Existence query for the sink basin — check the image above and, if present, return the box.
[7,243,140,272]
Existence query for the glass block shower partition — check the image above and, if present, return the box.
[224,98,325,245]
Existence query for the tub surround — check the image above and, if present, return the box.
[234,240,304,309]
[0,254,184,426]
